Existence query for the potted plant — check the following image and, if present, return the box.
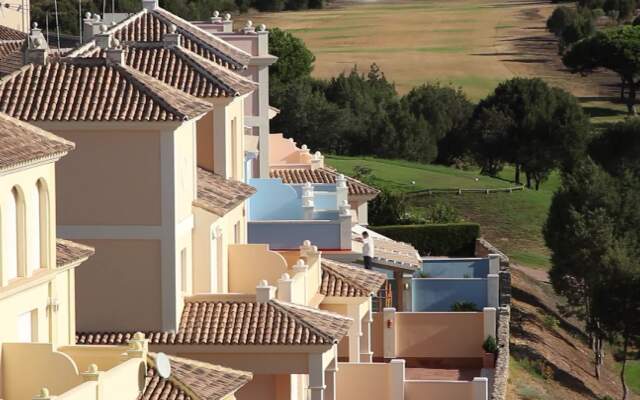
[482,336,498,368]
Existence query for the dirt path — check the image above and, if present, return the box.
[512,263,549,283]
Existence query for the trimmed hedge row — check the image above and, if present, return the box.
[373,223,480,257]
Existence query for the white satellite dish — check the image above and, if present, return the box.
[155,352,172,379]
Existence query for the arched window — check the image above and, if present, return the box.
[4,187,24,281]
[36,179,50,270]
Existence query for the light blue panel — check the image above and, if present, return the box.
[248,178,302,220]
[314,192,338,210]
[313,210,340,220]
[248,222,341,250]
[411,278,487,311]
[420,258,490,278]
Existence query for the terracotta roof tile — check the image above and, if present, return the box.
[142,354,251,400]
[0,40,24,76]
[72,8,251,69]
[0,25,27,41]
[320,259,386,297]
[77,298,352,346]
[0,112,75,170]
[194,168,256,217]
[0,58,213,121]
[372,237,421,270]
[56,238,95,267]
[270,168,380,197]
[81,44,256,98]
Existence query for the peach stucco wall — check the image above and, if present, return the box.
[396,312,484,358]
[371,312,384,357]
[336,362,394,400]
[52,128,162,226]
[405,380,473,400]
[75,239,162,332]
[235,374,291,400]
[228,244,288,293]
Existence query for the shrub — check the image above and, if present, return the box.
[421,202,461,224]
[451,301,479,312]
[483,335,498,353]
[368,190,408,226]
[542,314,560,330]
[373,223,480,256]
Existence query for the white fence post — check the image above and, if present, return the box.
[472,377,488,400]
[383,307,397,359]
[487,274,499,308]
[488,254,500,275]
[277,273,293,302]
[389,359,405,400]
[483,307,497,340]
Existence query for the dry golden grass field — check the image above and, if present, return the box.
[242,0,625,117]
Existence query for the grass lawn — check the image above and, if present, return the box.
[627,360,640,395]
[326,155,559,269]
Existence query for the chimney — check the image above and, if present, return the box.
[83,13,105,43]
[24,22,49,65]
[163,24,181,48]
[142,0,158,10]
[256,280,275,303]
[105,38,124,65]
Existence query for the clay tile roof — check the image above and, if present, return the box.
[0,59,213,121]
[0,40,24,76]
[372,236,421,271]
[81,45,256,98]
[270,168,380,197]
[73,8,251,69]
[320,259,386,297]
[142,354,251,400]
[77,299,352,346]
[0,112,75,170]
[56,238,95,267]
[194,168,256,217]
[0,25,27,41]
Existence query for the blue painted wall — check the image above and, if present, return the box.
[248,178,302,220]
[421,258,490,278]
[411,278,487,311]
[248,221,341,249]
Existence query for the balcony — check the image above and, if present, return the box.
[247,178,352,250]
[2,337,147,400]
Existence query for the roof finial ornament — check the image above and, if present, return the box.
[224,13,231,21]
[85,11,92,19]
[213,10,219,17]
[258,23,266,32]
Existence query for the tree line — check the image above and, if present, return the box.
[269,28,590,190]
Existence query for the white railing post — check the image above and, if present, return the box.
[483,307,497,340]
[488,254,500,275]
[389,359,405,400]
[487,274,499,308]
[472,377,488,400]
[383,307,397,359]
[336,174,348,208]
[302,182,315,220]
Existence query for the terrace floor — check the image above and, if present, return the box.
[405,368,481,381]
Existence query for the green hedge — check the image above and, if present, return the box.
[372,223,480,257]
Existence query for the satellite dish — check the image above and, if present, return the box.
[155,352,172,379]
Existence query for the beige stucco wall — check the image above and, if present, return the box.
[75,239,162,332]
[1,7,29,33]
[395,312,484,358]
[205,97,246,181]
[196,110,215,172]
[193,203,247,294]
[52,128,162,226]
[320,304,349,358]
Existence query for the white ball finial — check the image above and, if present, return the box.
[100,24,108,32]
[258,279,269,287]
[87,364,99,373]
[111,37,120,48]
[258,23,266,32]
[169,23,177,34]
[281,272,290,280]
[213,10,220,17]
[39,388,50,398]
[85,11,92,18]
[303,239,311,247]
[224,13,231,21]
[246,20,253,28]
[32,22,38,29]
[94,14,101,21]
